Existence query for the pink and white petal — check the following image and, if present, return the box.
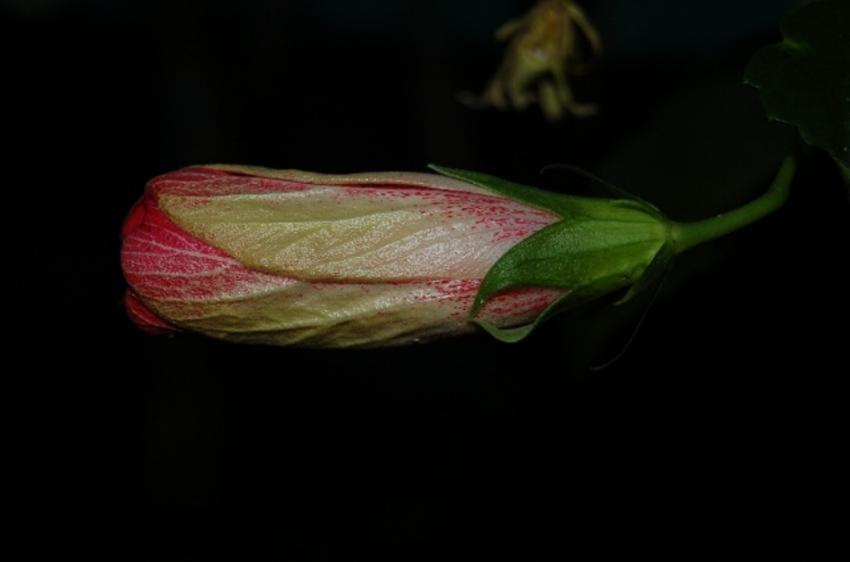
[190,165,499,197]
[124,289,180,334]
[121,196,561,347]
[154,173,557,282]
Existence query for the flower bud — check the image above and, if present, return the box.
[122,153,801,348]
[121,166,571,347]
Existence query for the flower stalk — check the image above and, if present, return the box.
[671,156,795,254]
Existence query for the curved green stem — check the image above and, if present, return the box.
[671,156,796,254]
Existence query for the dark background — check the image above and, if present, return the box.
[11,0,847,559]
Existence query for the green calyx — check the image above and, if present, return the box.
[430,156,796,343]
[430,165,672,342]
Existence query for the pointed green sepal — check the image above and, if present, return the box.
[470,211,668,315]
[429,164,590,218]
[472,287,601,343]
[613,241,675,306]
[541,163,666,220]
[430,165,681,343]
[468,199,670,342]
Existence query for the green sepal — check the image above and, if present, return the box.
[473,286,603,343]
[429,163,672,222]
[429,164,589,218]
[470,216,664,313]
[540,163,666,220]
[744,0,850,167]
[472,241,670,343]
[469,212,668,341]
[430,164,671,343]
[614,241,674,306]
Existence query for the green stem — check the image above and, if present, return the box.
[671,156,796,254]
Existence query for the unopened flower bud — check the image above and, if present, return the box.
[121,166,573,347]
[121,155,797,348]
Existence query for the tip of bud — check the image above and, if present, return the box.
[124,290,180,335]
[121,197,146,239]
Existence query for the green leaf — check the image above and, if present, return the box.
[744,0,850,167]
[840,161,850,186]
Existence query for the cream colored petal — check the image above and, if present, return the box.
[159,184,556,282]
[147,280,472,348]
[145,278,559,348]
[198,165,498,196]
[125,196,560,348]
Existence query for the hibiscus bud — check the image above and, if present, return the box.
[121,165,579,347]
[121,156,796,348]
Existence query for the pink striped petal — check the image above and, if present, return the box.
[121,187,561,347]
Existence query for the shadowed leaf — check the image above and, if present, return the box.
[745,0,850,167]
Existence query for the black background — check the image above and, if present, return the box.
[11,0,847,559]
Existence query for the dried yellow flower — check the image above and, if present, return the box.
[462,0,602,121]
